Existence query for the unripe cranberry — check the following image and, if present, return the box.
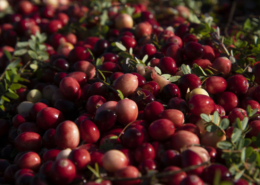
[115,14,133,30]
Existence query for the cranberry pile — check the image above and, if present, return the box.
[1,0,260,185]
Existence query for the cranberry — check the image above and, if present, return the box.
[183,42,204,60]
[68,148,91,171]
[167,35,183,48]
[134,143,155,163]
[80,119,100,143]
[202,164,231,184]
[158,57,177,75]
[94,110,117,132]
[102,150,128,172]
[204,76,227,94]
[171,130,200,151]
[141,81,160,97]
[226,74,249,95]
[160,150,181,168]
[149,119,175,141]
[188,94,215,116]
[115,13,133,30]
[14,132,42,152]
[17,151,41,171]
[178,74,201,97]
[120,36,137,50]
[59,77,81,101]
[181,149,204,175]
[217,92,239,113]
[202,45,215,62]
[42,149,60,162]
[165,44,183,66]
[114,166,140,185]
[68,46,90,64]
[138,159,157,174]
[144,101,164,123]
[140,44,157,59]
[161,166,187,185]
[135,22,152,38]
[212,57,232,77]
[121,127,145,149]
[50,159,76,184]
[180,175,204,185]
[115,99,138,125]
[36,107,64,130]
[93,39,109,57]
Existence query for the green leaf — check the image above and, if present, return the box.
[87,165,100,178]
[169,76,181,82]
[37,51,49,61]
[142,55,148,63]
[213,169,221,185]
[5,91,19,100]
[115,42,126,51]
[213,111,219,125]
[87,48,95,60]
[181,64,191,75]
[200,113,211,122]
[241,148,246,162]
[219,118,230,130]
[217,141,233,149]
[161,74,171,80]
[28,40,36,50]
[4,50,12,61]
[234,169,245,180]
[5,72,10,82]
[254,133,260,148]
[193,63,207,76]
[244,138,252,147]
[14,49,27,56]
[117,90,124,100]
[96,58,103,67]
[100,10,108,25]
[231,128,243,143]
[241,117,248,130]
[154,66,162,75]
[1,96,10,102]
[28,50,37,59]
[9,84,21,90]
[245,147,254,159]
[129,48,133,55]
[118,51,133,59]
[6,59,20,70]
[206,124,218,132]
[243,18,251,31]
[16,41,28,48]
[30,64,38,70]
[235,118,242,129]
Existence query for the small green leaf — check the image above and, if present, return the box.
[5,72,10,82]
[28,50,37,59]
[87,165,100,178]
[4,50,12,61]
[235,118,242,129]
[9,84,21,90]
[87,48,95,60]
[234,169,245,180]
[118,51,133,59]
[154,66,162,75]
[115,42,126,51]
[37,51,49,61]
[96,58,103,67]
[219,118,230,130]
[5,91,19,100]
[117,90,124,100]
[129,48,133,55]
[161,74,171,80]
[16,41,28,48]
[29,64,38,70]
[241,148,246,162]
[213,111,219,125]
[231,128,242,143]
[217,141,233,149]
[245,147,254,159]
[1,96,10,102]
[142,55,148,63]
[14,49,27,56]
[244,138,252,147]
[181,64,191,75]
[241,117,248,130]
[28,40,36,50]
[200,113,211,122]
[206,124,218,132]
[169,76,181,82]
[193,63,207,76]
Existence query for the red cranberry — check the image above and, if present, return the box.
[50,159,76,184]
[149,119,175,141]
[161,166,187,185]
[158,57,177,75]
[14,132,42,152]
[80,119,100,143]
[188,94,215,116]
[138,159,157,174]
[212,57,232,77]
[141,81,160,97]
[17,151,41,171]
[114,166,140,185]
[144,101,164,123]
[94,110,117,132]
[204,76,227,94]
[68,148,91,171]
[217,92,239,113]
[120,36,137,50]
[115,99,138,125]
[160,150,181,168]
[226,74,249,95]
[178,74,201,97]
[93,39,109,57]
[134,143,155,163]
[183,42,204,60]
[36,107,64,130]
[180,175,204,185]
[202,164,231,184]
[68,46,90,64]
[165,44,183,66]
[168,97,189,115]
[181,149,204,175]
[121,127,145,149]
[202,45,215,62]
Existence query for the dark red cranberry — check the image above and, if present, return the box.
[121,127,145,149]
[178,74,201,97]
[175,24,189,38]
[94,110,117,132]
[217,92,239,113]
[140,44,157,59]
[120,36,137,50]
[202,164,231,184]
[141,81,160,97]
[93,39,109,57]
[168,97,189,115]
[144,101,164,123]
[138,159,157,175]
[183,42,204,60]
[226,75,249,95]
[161,84,181,102]
[158,57,177,75]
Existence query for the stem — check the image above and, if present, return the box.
[224,0,237,37]
[104,161,210,181]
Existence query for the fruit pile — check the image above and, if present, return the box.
[1,0,260,184]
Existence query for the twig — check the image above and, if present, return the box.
[103,161,210,181]
[225,0,237,37]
